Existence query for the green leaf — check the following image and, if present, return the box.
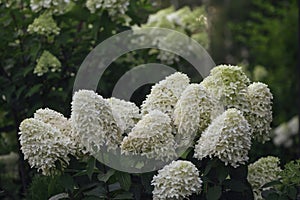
[86,157,96,180]
[97,169,115,183]
[59,174,74,192]
[265,192,279,200]
[203,160,213,176]
[216,165,229,183]
[179,147,192,159]
[140,172,155,194]
[82,196,103,200]
[83,185,106,198]
[286,186,297,199]
[25,84,43,97]
[113,192,134,199]
[261,180,281,188]
[223,179,248,192]
[206,186,222,200]
[229,165,248,180]
[115,171,131,191]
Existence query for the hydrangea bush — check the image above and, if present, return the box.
[17,64,299,199]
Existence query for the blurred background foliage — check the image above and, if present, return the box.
[0,0,298,199]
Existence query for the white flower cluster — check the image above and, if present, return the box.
[71,90,122,153]
[106,97,140,134]
[141,72,189,117]
[152,160,202,200]
[194,108,251,167]
[30,0,72,15]
[273,116,299,147]
[121,110,177,161]
[140,6,209,64]
[248,156,282,200]
[34,108,81,155]
[246,82,273,143]
[200,65,250,111]
[86,0,130,17]
[27,12,60,37]
[174,84,214,148]
[19,108,75,175]
[34,50,61,76]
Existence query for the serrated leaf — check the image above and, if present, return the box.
[115,171,131,191]
[97,169,115,183]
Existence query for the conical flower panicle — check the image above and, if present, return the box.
[194,108,251,167]
[71,90,122,153]
[246,82,273,143]
[141,72,190,117]
[121,110,177,161]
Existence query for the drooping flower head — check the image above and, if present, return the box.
[34,50,61,76]
[106,97,140,134]
[173,84,214,148]
[19,118,73,176]
[27,12,60,37]
[200,65,250,111]
[248,156,281,200]
[121,110,176,161]
[34,108,80,155]
[141,72,190,117]
[246,82,273,143]
[152,160,202,200]
[71,90,122,153]
[194,108,251,167]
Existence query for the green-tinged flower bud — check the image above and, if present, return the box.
[248,156,281,200]
[34,50,61,76]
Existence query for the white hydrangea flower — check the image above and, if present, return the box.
[19,118,73,176]
[141,6,209,63]
[121,110,177,161]
[273,116,299,147]
[194,108,251,167]
[173,84,214,148]
[152,160,202,200]
[34,108,80,155]
[200,65,250,111]
[246,82,273,143]
[106,97,140,134]
[141,72,190,117]
[27,12,60,37]
[34,50,61,76]
[70,90,122,153]
[86,0,130,17]
[30,0,72,14]
[248,156,282,200]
